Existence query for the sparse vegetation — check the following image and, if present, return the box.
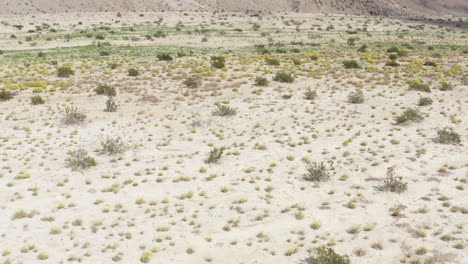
[382,169,407,193]
[62,106,86,124]
[273,71,294,83]
[435,127,461,144]
[304,161,331,182]
[306,246,350,264]
[213,104,237,116]
[65,148,97,170]
[395,108,423,124]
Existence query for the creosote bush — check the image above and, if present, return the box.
[157,52,173,61]
[435,127,461,144]
[57,66,74,77]
[273,71,294,83]
[408,79,430,92]
[31,95,45,105]
[183,77,198,88]
[395,108,423,125]
[304,88,317,100]
[105,96,118,112]
[0,89,13,101]
[382,169,407,193]
[66,148,97,170]
[347,90,364,104]
[306,246,350,264]
[211,56,225,69]
[207,147,225,163]
[95,84,116,96]
[439,81,454,91]
[213,105,237,116]
[100,136,126,154]
[417,97,433,106]
[128,68,139,76]
[63,106,86,125]
[254,76,269,86]
[343,60,360,69]
[304,161,330,182]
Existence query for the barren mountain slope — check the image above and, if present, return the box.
[0,0,467,15]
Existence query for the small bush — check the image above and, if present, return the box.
[304,161,330,182]
[357,44,367,52]
[57,66,74,77]
[348,90,364,104]
[417,97,433,106]
[207,147,225,163]
[128,68,139,76]
[304,89,317,100]
[183,77,198,88]
[385,61,400,67]
[157,53,173,61]
[343,60,360,69]
[424,61,437,67]
[63,106,86,125]
[382,169,407,193]
[387,47,399,53]
[95,84,116,96]
[31,95,45,105]
[395,108,423,125]
[254,76,269,86]
[408,79,430,92]
[435,127,461,144]
[273,71,294,83]
[105,96,118,112]
[306,246,350,264]
[66,148,97,170]
[211,56,225,69]
[0,90,13,101]
[439,81,454,91]
[100,136,126,154]
[213,105,237,116]
[266,57,280,65]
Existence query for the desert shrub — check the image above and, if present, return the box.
[304,89,317,100]
[37,51,47,58]
[273,71,294,83]
[66,148,97,170]
[387,47,399,53]
[306,246,350,264]
[424,61,437,67]
[100,136,126,154]
[435,127,461,144]
[183,77,198,88]
[157,53,173,61]
[31,95,45,105]
[105,96,118,112]
[282,94,293,99]
[357,44,367,52]
[109,63,118,69]
[207,147,225,163]
[213,105,237,116]
[385,61,400,67]
[395,108,423,125]
[304,161,330,182]
[154,30,167,38]
[0,90,13,101]
[382,169,407,193]
[254,76,269,86]
[347,90,364,104]
[417,97,433,106]
[63,106,86,125]
[128,68,139,76]
[95,84,116,96]
[343,60,360,69]
[408,79,430,92]
[99,51,110,56]
[388,54,398,60]
[211,56,225,69]
[266,57,280,65]
[439,81,454,91]
[57,66,74,77]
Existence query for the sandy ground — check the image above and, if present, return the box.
[0,12,467,264]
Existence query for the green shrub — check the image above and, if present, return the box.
[385,61,400,67]
[304,89,317,100]
[65,148,97,170]
[343,60,360,69]
[213,105,237,116]
[304,161,330,182]
[207,147,225,163]
[254,76,269,86]
[439,81,454,91]
[99,51,110,56]
[95,84,116,96]
[382,169,407,193]
[357,44,367,52]
[435,127,461,144]
[128,68,139,76]
[273,71,294,83]
[157,53,173,61]
[100,136,126,154]
[63,106,86,125]
[31,95,45,105]
[105,96,118,112]
[306,246,350,264]
[387,47,399,53]
[109,63,118,69]
[347,90,364,104]
[183,77,198,88]
[395,108,423,125]
[266,57,280,65]
[408,79,430,92]
[211,56,225,69]
[424,61,437,67]
[57,66,74,77]
[417,97,433,106]
[0,90,13,101]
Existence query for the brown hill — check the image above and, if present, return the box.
[1,0,467,16]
